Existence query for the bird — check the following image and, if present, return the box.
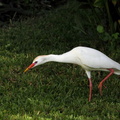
[24,46,120,101]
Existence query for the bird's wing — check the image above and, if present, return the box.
[77,47,120,70]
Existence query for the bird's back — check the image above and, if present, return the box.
[72,46,120,73]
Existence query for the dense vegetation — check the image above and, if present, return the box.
[0,0,120,119]
[0,0,120,34]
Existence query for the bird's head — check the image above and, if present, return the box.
[24,55,47,72]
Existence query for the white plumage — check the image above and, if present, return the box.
[24,46,120,101]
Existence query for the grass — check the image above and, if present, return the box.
[0,1,120,120]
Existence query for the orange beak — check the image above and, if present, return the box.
[24,63,36,72]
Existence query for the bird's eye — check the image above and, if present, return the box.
[34,61,38,64]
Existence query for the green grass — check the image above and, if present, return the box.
[0,1,120,120]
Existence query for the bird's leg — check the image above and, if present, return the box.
[85,71,92,101]
[98,68,114,95]
[88,78,92,102]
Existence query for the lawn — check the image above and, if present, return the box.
[0,1,120,120]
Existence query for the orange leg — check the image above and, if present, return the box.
[98,69,114,95]
[88,78,92,102]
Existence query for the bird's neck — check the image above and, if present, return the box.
[45,52,76,64]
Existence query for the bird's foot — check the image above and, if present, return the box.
[98,82,103,96]
[103,85,107,88]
